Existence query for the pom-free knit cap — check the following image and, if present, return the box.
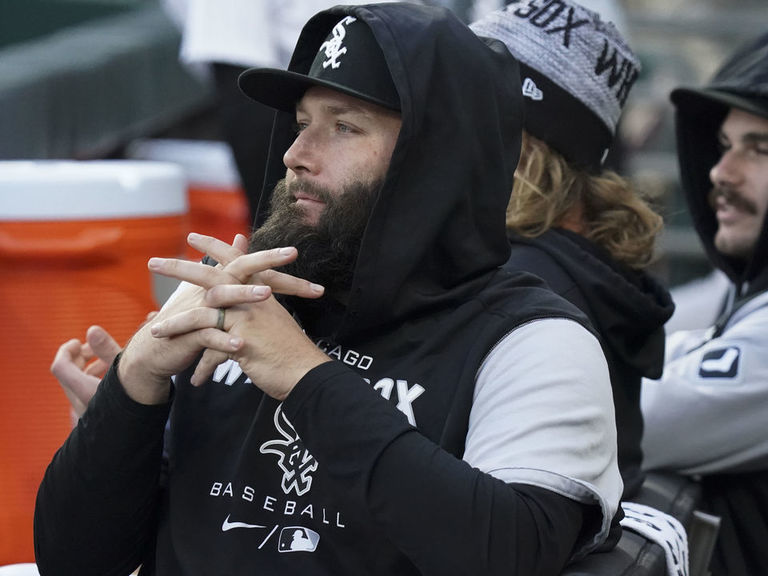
[470,0,641,170]
[239,15,400,112]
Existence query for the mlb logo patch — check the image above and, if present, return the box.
[699,347,741,379]
[278,526,320,553]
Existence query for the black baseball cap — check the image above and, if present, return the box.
[239,15,400,112]
[670,31,768,121]
[670,88,768,122]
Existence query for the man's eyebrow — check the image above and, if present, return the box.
[295,101,374,119]
[717,129,768,144]
[324,103,375,118]
[742,131,768,145]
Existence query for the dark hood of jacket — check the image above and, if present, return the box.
[507,229,674,379]
[670,31,768,294]
[253,3,523,339]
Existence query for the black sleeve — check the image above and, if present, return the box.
[282,361,588,576]
[34,357,171,576]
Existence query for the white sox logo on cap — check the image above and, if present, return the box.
[320,16,356,69]
[239,14,400,113]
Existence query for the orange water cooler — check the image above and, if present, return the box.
[126,139,252,260]
[0,160,188,564]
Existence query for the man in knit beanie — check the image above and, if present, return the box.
[471,0,674,501]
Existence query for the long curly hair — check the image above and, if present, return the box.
[507,132,663,269]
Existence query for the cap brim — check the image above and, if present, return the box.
[671,87,768,121]
[238,68,398,113]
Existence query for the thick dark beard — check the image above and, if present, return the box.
[708,185,758,215]
[248,177,380,298]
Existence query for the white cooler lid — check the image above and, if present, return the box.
[0,160,188,221]
[125,139,241,189]
[0,565,40,576]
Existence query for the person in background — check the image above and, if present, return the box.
[35,5,621,575]
[641,31,768,576]
[470,0,674,499]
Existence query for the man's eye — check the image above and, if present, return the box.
[293,121,308,134]
[742,142,768,157]
[337,123,355,134]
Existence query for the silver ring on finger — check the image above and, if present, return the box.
[216,307,226,331]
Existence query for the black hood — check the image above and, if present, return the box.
[244,3,523,339]
[509,229,674,378]
[670,31,768,290]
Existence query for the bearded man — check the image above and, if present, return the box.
[36,5,622,575]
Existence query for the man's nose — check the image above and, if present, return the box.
[709,148,743,187]
[283,129,319,176]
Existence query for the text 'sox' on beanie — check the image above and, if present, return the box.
[470,0,640,171]
[238,15,400,113]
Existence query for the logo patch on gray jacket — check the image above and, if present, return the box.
[699,347,740,378]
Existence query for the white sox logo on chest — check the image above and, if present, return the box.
[260,406,317,496]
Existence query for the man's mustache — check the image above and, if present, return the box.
[707,186,758,215]
[288,180,334,204]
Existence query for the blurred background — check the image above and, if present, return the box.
[0,0,765,568]
[1,0,765,284]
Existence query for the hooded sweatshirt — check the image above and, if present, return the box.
[505,229,674,499]
[641,32,768,576]
[35,5,622,575]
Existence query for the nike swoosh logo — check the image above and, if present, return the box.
[221,514,266,532]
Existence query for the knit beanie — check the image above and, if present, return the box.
[470,0,641,171]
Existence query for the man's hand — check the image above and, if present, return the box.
[152,287,330,400]
[118,234,326,404]
[149,239,331,401]
[51,313,160,421]
[51,325,122,421]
